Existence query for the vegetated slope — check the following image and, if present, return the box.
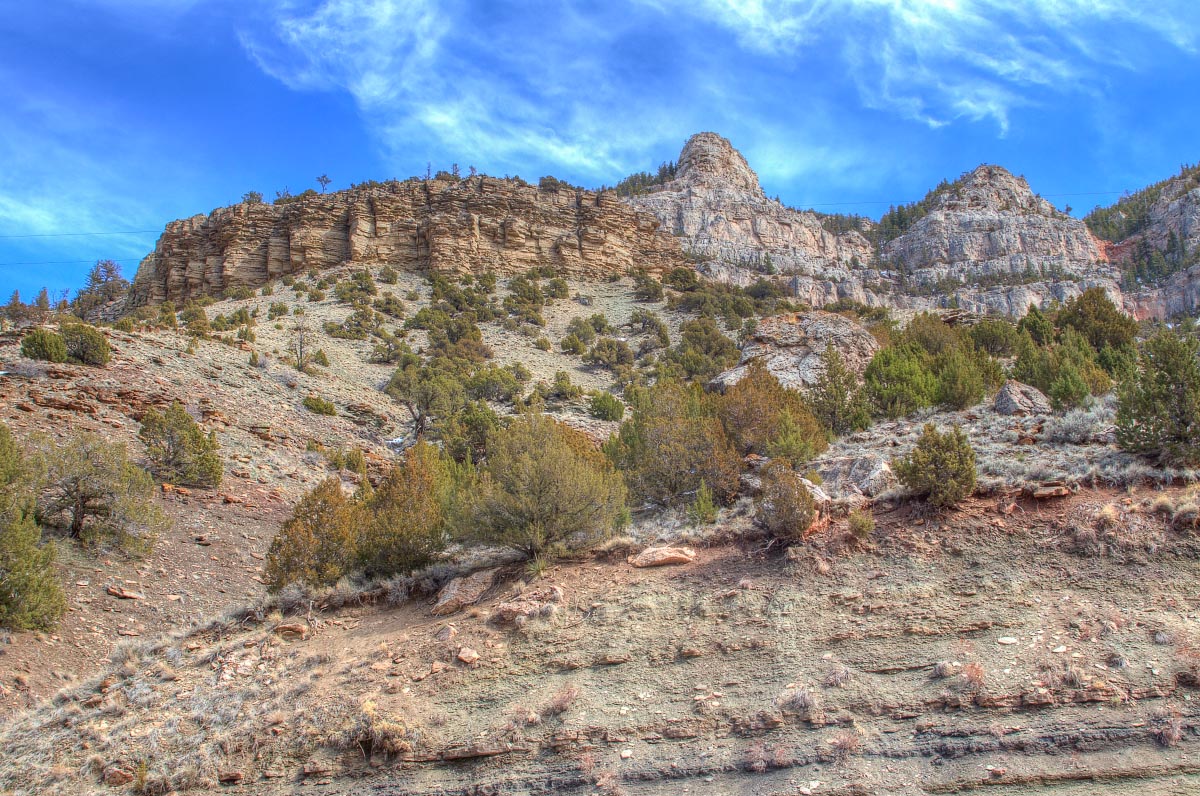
[0,267,734,712]
[1086,164,1200,316]
[3,490,1200,795]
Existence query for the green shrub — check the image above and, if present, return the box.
[560,333,586,355]
[688,479,718,525]
[312,349,330,367]
[358,442,452,577]
[585,338,635,370]
[471,414,626,558]
[719,360,827,461]
[20,329,67,363]
[894,424,976,508]
[36,432,170,553]
[549,371,583,400]
[0,509,65,630]
[605,381,741,507]
[1017,304,1054,346]
[303,395,338,416]
[378,265,399,284]
[864,343,936,418]
[806,344,870,435]
[266,478,363,589]
[633,270,664,302]
[138,401,222,488]
[589,391,625,421]
[0,423,66,630]
[665,317,740,381]
[180,302,210,336]
[969,318,1020,357]
[268,302,289,320]
[113,317,134,332]
[565,317,597,345]
[387,364,467,438]
[847,509,875,541]
[545,278,569,299]
[534,336,552,351]
[756,461,816,541]
[1116,330,1200,465]
[225,286,255,301]
[1056,287,1137,352]
[933,347,985,410]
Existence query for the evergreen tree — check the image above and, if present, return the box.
[807,344,870,435]
[1116,331,1200,465]
[139,401,223,487]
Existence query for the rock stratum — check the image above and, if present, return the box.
[129,176,686,307]
[131,131,1196,319]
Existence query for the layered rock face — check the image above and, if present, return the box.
[129,176,686,307]
[1112,172,1200,319]
[628,133,874,296]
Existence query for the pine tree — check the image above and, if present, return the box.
[1116,331,1200,465]
[139,401,223,487]
[807,344,870,435]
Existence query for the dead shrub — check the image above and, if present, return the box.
[960,662,986,690]
[540,683,580,718]
[828,730,861,761]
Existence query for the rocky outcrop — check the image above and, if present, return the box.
[879,165,1120,315]
[628,133,873,287]
[815,454,895,498]
[129,176,687,307]
[630,137,1125,317]
[994,380,1052,416]
[712,311,879,391]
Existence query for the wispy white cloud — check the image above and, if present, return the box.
[0,74,175,286]
[239,0,679,179]
[672,0,1200,131]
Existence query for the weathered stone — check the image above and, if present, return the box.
[130,176,686,307]
[489,585,564,626]
[456,647,480,665]
[712,311,879,391]
[629,546,696,568]
[630,133,873,297]
[103,766,134,786]
[994,380,1052,416]
[431,569,496,616]
[815,454,896,498]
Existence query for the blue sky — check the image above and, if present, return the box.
[2,0,1198,299]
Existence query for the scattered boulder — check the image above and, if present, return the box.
[712,312,880,392]
[815,454,895,498]
[102,766,134,786]
[431,569,496,616]
[994,380,1051,416]
[490,585,564,626]
[629,546,697,568]
[106,585,144,600]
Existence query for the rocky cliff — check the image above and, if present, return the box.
[627,135,1128,316]
[129,176,686,307]
[627,133,874,291]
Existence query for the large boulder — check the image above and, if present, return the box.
[629,546,696,568]
[431,569,496,616]
[815,454,896,498]
[994,380,1052,416]
[712,311,880,391]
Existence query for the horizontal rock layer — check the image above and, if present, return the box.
[129,176,687,307]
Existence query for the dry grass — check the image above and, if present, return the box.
[960,662,986,690]
[828,729,862,762]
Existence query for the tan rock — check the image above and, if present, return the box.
[457,647,480,665]
[130,176,686,308]
[103,766,134,786]
[431,569,496,616]
[629,546,696,568]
